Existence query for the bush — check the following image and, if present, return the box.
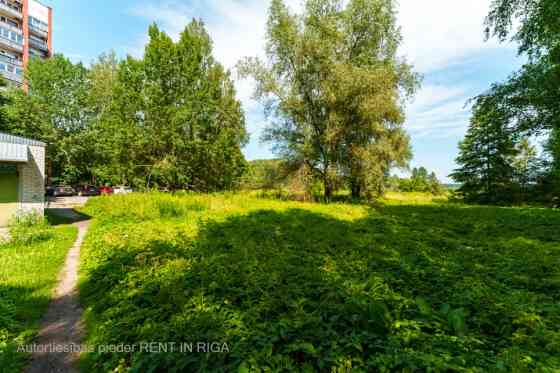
[8,212,53,245]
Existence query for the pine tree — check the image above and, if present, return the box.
[451,96,518,203]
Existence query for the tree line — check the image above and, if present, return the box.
[9,0,553,205]
[0,21,248,192]
[0,0,420,199]
[452,0,560,205]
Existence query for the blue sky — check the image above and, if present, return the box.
[42,0,524,182]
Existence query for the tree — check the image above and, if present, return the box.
[427,172,444,195]
[512,138,538,192]
[387,167,444,195]
[242,159,288,190]
[238,0,419,200]
[451,95,519,203]
[473,0,560,201]
[101,22,248,191]
[1,55,93,184]
[411,167,429,191]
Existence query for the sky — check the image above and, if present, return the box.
[41,0,524,182]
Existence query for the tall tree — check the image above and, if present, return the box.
[451,95,519,203]
[467,0,560,201]
[102,22,248,191]
[238,0,419,200]
[1,55,93,184]
[512,137,538,192]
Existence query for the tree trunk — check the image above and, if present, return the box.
[324,179,332,202]
[351,180,361,199]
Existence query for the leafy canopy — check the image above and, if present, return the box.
[238,0,420,200]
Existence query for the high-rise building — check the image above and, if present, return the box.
[0,0,52,87]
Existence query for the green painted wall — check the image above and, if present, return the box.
[0,165,19,227]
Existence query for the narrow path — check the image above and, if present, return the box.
[25,220,90,373]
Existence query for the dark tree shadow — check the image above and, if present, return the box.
[45,209,91,226]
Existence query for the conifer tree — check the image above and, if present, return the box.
[451,96,518,203]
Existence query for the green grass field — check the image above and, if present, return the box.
[78,192,560,372]
[0,224,77,372]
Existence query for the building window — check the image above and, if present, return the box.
[29,16,48,33]
[0,26,23,45]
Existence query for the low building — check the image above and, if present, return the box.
[0,132,45,227]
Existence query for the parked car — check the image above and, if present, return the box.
[75,185,100,197]
[98,186,114,195]
[114,186,133,195]
[53,185,75,197]
[45,185,55,197]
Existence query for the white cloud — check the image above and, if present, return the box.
[398,0,508,73]
[405,84,472,139]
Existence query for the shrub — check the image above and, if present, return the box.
[8,212,53,245]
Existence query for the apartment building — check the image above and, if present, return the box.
[0,0,52,86]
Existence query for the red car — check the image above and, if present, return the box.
[98,186,114,195]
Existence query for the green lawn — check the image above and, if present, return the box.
[0,224,77,372]
[79,192,560,372]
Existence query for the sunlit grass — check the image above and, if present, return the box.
[0,225,77,372]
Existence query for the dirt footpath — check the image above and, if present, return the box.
[25,220,90,373]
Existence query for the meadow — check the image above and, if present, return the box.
[78,192,560,372]
[0,222,77,372]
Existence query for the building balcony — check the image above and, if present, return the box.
[0,34,22,52]
[29,38,48,52]
[0,69,22,84]
[0,2,22,20]
[0,56,23,85]
[0,53,22,66]
[29,24,47,38]
[0,20,21,35]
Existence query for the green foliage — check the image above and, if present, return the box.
[78,193,560,372]
[8,212,53,245]
[0,225,77,372]
[92,23,248,191]
[459,0,560,205]
[451,95,520,204]
[0,23,248,191]
[388,167,445,195]
[241,159,289,190]
[0,55,93,184]
[238,0,419,200]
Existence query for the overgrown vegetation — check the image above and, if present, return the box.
[0,221,77,372]
[78,193,560,372]
[453,0,560,205]
[386,167,445,195]
[241,159,289,191]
